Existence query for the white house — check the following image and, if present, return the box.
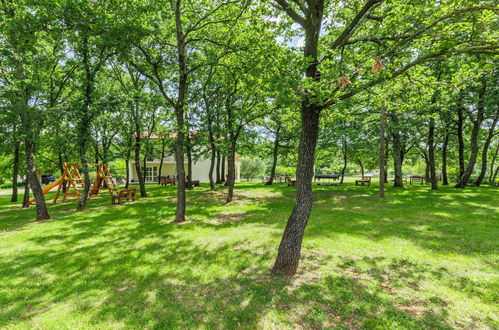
[128,155,241,183]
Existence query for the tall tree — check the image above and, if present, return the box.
[271,0,497,275]
[1,0,51,220]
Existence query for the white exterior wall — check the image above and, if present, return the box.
[129,156,240,183]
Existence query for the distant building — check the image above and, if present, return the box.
[128,155,241,183]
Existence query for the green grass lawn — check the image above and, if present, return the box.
[0,181,498,329]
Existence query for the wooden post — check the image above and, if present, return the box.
[379,105,386,198]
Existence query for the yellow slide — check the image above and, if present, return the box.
[29,177,63,204]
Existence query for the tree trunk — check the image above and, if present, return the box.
[215,149,221,184]
[492,165,499,184]
[58,151,67,193]
[457,100,465,178]
[455,80,486,188]
[134,143,146,196]
[94,142,100,164]
[340,137,347,184]
[186,135,193,190]
[173,104,186,223]
[379,105,386,197]
[424,154,430,180]
[22,173,30,208]
[272,3,324,275]
[207,117,217,190]
[442,133,449,185]
[266,125,281,185]
[76,35,94,210]
[384,137,389,184]
[77,143,92,211]
[221,155,226,183]
[226,140,237,203]
[25,141,50,220]
[125,159,130,189]
[133,102,146,196]
[428,116,438,189]
[208,145,217,191]
[272,103,321,276]
[6,5,49,219]
[171,0,189,223]
[391,116,404,187]
[10,140,20,203]
[158,138,166,185]
[475,108,498,186]
[489,144,499,184]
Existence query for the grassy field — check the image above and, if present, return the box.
[0,181,497,329]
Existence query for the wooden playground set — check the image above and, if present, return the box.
[29,163,136,205]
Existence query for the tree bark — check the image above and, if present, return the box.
[474,108,498,186]
[384,137,389,184]
[379,105,386,197]
[428,116,438,189]
[391,114,404,187]
[158,138,166,185]
[25,141,50,220]
[10,140,20,203]
[266,125,281,185]
[457,100,465,178]
[272,2,324,276]
[340,136,347,184]
[207,115,217,190]
[173,104,187,223]
[492,165,499,184]
[455,80,486,188]
[125,159,130,189]
[221,154,226,183]
[208,146,217,190]
[442,133,449,185]
[172,0,188,223]
[124,136,132,189]
[134,113,146,197]
[76,35,94,210]
[272,103,321,276]
[226,140,237,203]
[489,144,499,184]
[186,134,193,190]
[215,149,221,184]
[424,153,430,180]
[357,160,365,178]
[22,172,30,208]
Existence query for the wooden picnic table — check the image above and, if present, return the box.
[314,174,340,186]
[409,175,424,185]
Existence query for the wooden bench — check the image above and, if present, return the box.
[286,176,296,186]
[409,175,424,185]
[191,180,200,187]
[355,176,371,186]
[161,177,176,186]
[112,188,137,204]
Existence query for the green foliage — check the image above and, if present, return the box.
[240,157,266,179]
[275,165,295,177]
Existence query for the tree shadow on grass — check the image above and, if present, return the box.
[0,183,496,328]
[305,185,499,257]
[0,227,460,328]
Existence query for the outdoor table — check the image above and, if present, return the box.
[314,174,340,186]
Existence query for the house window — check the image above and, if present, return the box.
[144,166,158,182]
